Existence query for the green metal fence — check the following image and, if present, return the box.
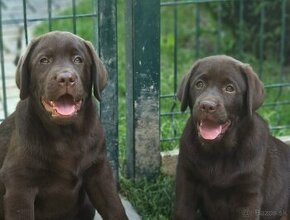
[159,0,290,151]
[1,0,290,180]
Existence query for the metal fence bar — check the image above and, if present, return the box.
[161,111,185,116]
[0,1,7,118]
[72,0,77,34]
[279,0,286,81]
[161,0,228,7]
[22,0,28,44]
[264,83,290,88]
[263,101,290,107]
[195,4,200,59]
[258,0,265,77]
[237,0,244,56]
[216,2,222,53]
[271,125,290,130]
[92,0,99,47]
[173,1,178,95]
[161,137,180,142]
[124,0,134,178]
[47,0,52,31]
[125,0,161,179]
[98,0,119,182]
[2,14,97,25]
[169,0,179,143]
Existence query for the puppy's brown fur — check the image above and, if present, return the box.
[0,31,127,220]
[174,55,290,220]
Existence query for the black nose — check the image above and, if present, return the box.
[56,72,77,87]
[199,100,217,113]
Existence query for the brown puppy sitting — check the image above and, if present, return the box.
[0,32,128,220]
[174,55,290,220]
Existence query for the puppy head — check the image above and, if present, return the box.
[16,31,107,123]
[177,55,265,142]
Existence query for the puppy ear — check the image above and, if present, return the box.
[241,64,265,116]
[177,61,200,112]
[84,41,108,101]
[16,38,39,100]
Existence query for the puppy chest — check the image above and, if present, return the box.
[34,176,83,216]
[50,140,95,174]
[193,162,233,186]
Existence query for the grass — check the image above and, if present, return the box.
[32,0,290,219]
[120,174,175,220]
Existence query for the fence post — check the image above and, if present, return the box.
[98,0,119,182]
[125,0,161,179]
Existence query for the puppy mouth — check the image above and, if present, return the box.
[198,119,231,141]
[41,94,82,118]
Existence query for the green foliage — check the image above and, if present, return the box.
[205,0,290,64]
[33,0,96,41]
[120,175,175,220]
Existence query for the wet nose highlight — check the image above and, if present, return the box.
[199,100,217,113]
[56,72,77,87]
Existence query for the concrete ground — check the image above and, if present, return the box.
[94,197,141,220]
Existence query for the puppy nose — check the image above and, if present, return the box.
[56,72,77,87]
[199,100,217,113]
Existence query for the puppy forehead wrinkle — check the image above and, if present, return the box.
[194,59,246,91]
[33,42,85,60]
[36,34,84,52]
[33,46,54,57]
[200,54,243,65]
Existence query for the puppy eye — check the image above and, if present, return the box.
[195,80,205,89]
[225,84,235,93]
[40,57,50,64]
[73,56,83,64]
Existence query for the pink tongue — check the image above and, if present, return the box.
[199,121,222,140]
[54,97,76,116]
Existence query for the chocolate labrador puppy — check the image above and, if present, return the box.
[0,31,128,220]
[174,55,290,220]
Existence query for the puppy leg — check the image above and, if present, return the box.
[3,188,37,220]
[174,161,198,220]
[84,159,128,220]
[230,193,262,220]
[0,181,5,219]
[74,193,95,220]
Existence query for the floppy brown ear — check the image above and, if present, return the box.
[241,64,265,116]
[177,61,200,112]
[84,41,108,101]
[16,38,39,100]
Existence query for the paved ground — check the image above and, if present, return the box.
[94,196,141,220]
